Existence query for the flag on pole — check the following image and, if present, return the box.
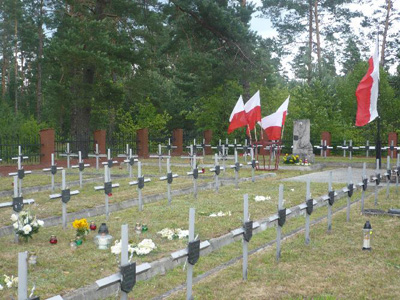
[355,38,380,127]
[228,95,248,134]
[259,96,290,140]
[244,90,262,130]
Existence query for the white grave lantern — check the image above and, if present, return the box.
[94,223,113,250]
[362,221,372,251]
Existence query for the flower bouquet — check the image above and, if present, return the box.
[157,228,189,240]
[283,154,301,165]
[0,274,18,291]
[11,211,44,242]
[72,218,89,241]
[111,239,156,263]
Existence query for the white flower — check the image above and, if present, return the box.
[13,222,19,229]
[209,213,217,217]
[37,220,44,227]
[111,240,121,255]
[290,188,295,192]
[22,225,32,235]
[0,284,3,290]
[133,239,156,256]
[10,214,18,222]
[177,229,189,239]
[255,195,267,202]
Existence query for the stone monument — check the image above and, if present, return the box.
[293,119,315,163]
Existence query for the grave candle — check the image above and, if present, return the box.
[362,221,372,250]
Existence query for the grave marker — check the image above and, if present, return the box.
[160,138,177,157]
[94,166,120,220]
[149,144,170,173]
[315,140,333,158]
[322,171,337,232]
[246,147,258,183]
[197,138,211,157]
[360,140,375,157]
[384,156,392,199]
[9,147,32,195]
[358,163,368,213]
[49,170,79,229]
[160,158,179,205]
[71,151,90,188]
[96,224,151,300]
[229,148,243,189]
[273,184,290,261]
[372,159,381,206]
[186,154,205,199]
[102,149,118,169]
[210,154,224,192]
[182,144,204,168]
[88,143,107,170]
[337,140,359,159]
[59,143,78,169]
[17,251,40,300]
[342,167,354,222]
[122,149,138,178]
[43,153,64,192]
[296,178,316,244]
[129,161,151,211]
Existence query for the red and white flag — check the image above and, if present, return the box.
[355,38,380,127]
[228,95,247,134]
[244,90,262,130]
[259,96,290,140]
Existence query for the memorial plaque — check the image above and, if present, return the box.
[328,191,335,206]
[362,178,368,191]
[18,169,25,180]
[243,221,253,242]
[251,160,256,169]
[79,162,85,172]
[193,168,199,179]
[61,189,71,203]
[104,182,112,195]
[376,173,381,185]
[138,177,145,189]
[51,165,57,175]
[278,208,286,227]
[293,135,299,141]
[215,165,221,176]
[306,199,314,215]
[12,196,24,212]
[107,159,113,168]
[386,170,391,181]
[167,172,173,184]
[120,262,136,293]
[129,158,135,166]
[188,240,200,265]
[235,162,240,172]
[347,184,354,198]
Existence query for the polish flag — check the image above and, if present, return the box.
[228,95,247,134]
[244,90,262,130]
[259,96,290,141]
[355,38,380,127]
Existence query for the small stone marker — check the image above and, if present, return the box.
[247,147,258,182]
[149,143,171,173]
[88,143,107,170]
[94,166,120,220]
[160,158,179,205]
[210,153,224,192]
[186,154,204,199]
[129,161,151,211]
[102,149,118,169]
[121,148,138,178]
[96,224,151,300]
[71,151,90,188]
[59,143,78,169]
[229,148,243,189]
[372,159,381,206]
[9,146,32,196]
[49,170,79,229]
[43,153,64,192]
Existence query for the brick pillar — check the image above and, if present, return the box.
[172,129,183,156]
[321,132,332,156]
[40,128,55,165]
[388,132,398,158]
[137,128,149,158]
[204,130,212,155]
[93,130,106,154]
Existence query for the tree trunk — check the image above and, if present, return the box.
[36,0,44,122]
[314,0,321,76]
[381,0,392,66]
[308,0,313,84]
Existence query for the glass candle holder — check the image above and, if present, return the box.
[90,221,97,231]
[49,235,58,244]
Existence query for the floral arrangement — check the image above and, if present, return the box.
[11,211,44,241]
[0,274,18,290]
[254,195,271,202]
[283,154,301,164]
[209,211,231,217]
[72,218,89,239]
[111,239,156,257]
[157,228,189,240]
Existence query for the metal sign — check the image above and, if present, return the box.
[243,221,253,242]
[278,208,286,227]
[51,165,57,175]
[104,182,112,195]
[328,191,335,206]
[138,177,145,189]
[386,170,391,181]
[362,178,368,191]
[18,169,25,180]
[251,160,256,169]
[397,166,400,176]
[347,183,354,198]
[61,189,71,203]
[235,162,240,172]
[79,162,85,172]
[167,172,173,184]
[376,174,381,185]
[108,159,113,168]
[193,168,199,179]
[129,158,135,166]
[12,196,24,212]
[306,199,314,215]
[120,262,136,293]
[215,165,220,176]
[188,240,201,265]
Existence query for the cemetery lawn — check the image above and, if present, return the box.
[0,167,341,299]
[163,187,400,300]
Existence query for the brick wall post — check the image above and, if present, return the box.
[93,130,106,154]
[321,132,332,156]
[204,130,212,155]
[172,129,183,156]
[137,128,149,158]
[40,129,55,165]
[388,132,398,159]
